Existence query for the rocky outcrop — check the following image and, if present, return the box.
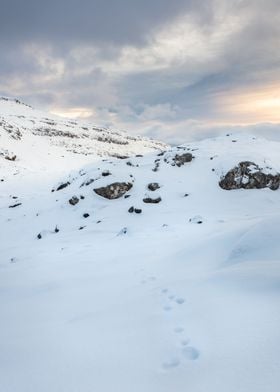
[219,161,280,190]
[94,182,133,199]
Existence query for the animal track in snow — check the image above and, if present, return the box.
[162,357,180,370]
[175,297,185,305]
[174,327,184,334]
[182,346,200,360]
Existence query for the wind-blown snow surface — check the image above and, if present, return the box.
[1,126,280,391]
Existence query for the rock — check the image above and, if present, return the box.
[143,197,162,204]
[128,206,134,213]
[173,153,193,167]
[9,202,22,208]
[94,182,133,199]
[83,213,90,218]
[219,161,280,190]
[54,226,59,233]
[56,181,70,191]
[37,233,42,239]
[189,215,203,224]
[5,154,16,161]
[147,182,160,191]
[117,227,128,236]
[134,208,142,214]
[102,171,111,177]
[69,196,79,205]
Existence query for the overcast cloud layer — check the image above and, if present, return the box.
[1,0,280,143]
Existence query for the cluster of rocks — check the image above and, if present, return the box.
[128,206,142,214]
[219,161,280,191]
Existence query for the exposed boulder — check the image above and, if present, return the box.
[94,182,133,199]
[143,197,162,204]
[69,196,79,205]
[173,153,193,167]
[147,182,160,191]
[219,161,280,190]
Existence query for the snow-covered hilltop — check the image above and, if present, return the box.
[0,97,167,170]
[1,104,280,392]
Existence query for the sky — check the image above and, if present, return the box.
[1,0,280,143]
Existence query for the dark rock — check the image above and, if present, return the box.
[9,202,22,208]
[69,196,79,205]
[124,194,131,199]
[219,161,280,191]
[94,182,133,199]
[83,213,90,218]
[152,161,160,172]
[173,153,193,167]
[134,208,142,214]
[54,226,59,233]
[147,182,160,191]
[81,178,95,187]
[5,155,16,161]
[56,182,70,191]
[128,206,134,213]
[102,171,111,177]
[143,197,162,204]
[37,233,42,239]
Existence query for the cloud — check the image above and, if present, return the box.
[1,0,280,143]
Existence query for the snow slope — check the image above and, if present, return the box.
[0,113,280,392]
[0,97,167,171]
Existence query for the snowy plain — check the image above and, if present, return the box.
[0,98,280,392]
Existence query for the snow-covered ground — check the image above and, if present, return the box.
[0,100,280,392]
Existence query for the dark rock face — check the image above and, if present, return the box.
[147,182,160,191]
[173,153,193,167]
[219,161,280,190]
[94,182,133,199]
[69,196,79,205]
[143,197,162,204]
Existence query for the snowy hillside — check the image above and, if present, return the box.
[1,124,280,391]
[0,97,167,171]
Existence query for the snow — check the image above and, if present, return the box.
[0,100,280,392]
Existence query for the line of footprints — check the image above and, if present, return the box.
[140,273,200,370]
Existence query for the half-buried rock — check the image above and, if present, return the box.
[143,197,162,204]
[219,161,280,190]
[94,182,133,199]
